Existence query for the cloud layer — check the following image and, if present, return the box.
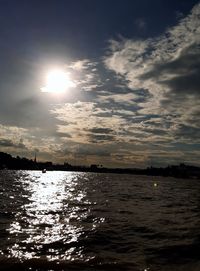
[103,2,200,163]
[0,3,200,167]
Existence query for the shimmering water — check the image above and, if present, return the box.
[0,170,200,270]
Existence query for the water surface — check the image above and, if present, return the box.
[0,170,200,270]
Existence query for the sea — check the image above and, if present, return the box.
[0,170,200,271]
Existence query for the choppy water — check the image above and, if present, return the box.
[0,170,200,270]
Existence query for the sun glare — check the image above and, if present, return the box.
[41,69,75,93]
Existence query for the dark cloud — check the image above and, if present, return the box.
[142,128,168,136]
[54,132,72,138]
[0,139,14,147]
[0,95,57,130]
[139,43,200,95]
[61,145,111,157]
[88,127,113,134]
[162,71,200,94]
[173,124,200,141]
[0,138,27,149]
[89,134,115,143]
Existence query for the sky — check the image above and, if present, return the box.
[0,0,200,167]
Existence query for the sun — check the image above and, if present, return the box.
[41,69,75,93]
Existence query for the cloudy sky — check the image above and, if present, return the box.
[0,0,200,167]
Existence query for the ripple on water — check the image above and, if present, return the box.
[0,170,200,271]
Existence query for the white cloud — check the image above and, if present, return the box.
[97,92,138,105]
[104,3,200,94]
[51,101,126,144]
[67,59,102,92]
[68,59,94,71]
[104,2,200,146]
[0,124,27,143]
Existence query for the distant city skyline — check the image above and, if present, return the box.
[0,0,200,167]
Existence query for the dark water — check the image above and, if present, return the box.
[0,170,200,270]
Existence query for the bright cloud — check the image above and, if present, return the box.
[104,2,200,148]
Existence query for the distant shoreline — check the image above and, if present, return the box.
[1,167,200,180]
[0,151,200,180]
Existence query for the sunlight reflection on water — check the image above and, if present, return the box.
[1,170,200,270]
[7,171,99,262]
